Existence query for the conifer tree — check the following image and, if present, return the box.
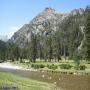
[84,6,90,61]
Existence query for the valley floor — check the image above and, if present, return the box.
[0,60,90,75]
[0,61,90,90]
[0,72,60,90]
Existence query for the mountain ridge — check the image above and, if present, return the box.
[9,7,85,49]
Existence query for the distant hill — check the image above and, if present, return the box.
[0,35,8,42]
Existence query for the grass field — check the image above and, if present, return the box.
[0,72,60,90]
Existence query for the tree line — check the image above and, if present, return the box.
[0,6,90,63]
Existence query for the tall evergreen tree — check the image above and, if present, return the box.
[84,6,90,61]
[0,40,7,62]
[30,33,38,63]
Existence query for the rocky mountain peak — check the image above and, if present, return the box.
[44,7,55,12]
[30,7,59,26]
[9,7,85,48]
[38,7,56,18]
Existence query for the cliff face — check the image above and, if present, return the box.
[9,8,85,49]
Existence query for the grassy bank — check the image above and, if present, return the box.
[0,72,60,90]
[12,59,90,74]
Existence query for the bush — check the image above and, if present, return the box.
[74,65,80,70]
[79,65,86,70]
[60,64,72,69]
[31,64,34,68]
[31,64,39,69]
[31,64,45,69]
[39,64,45,68]
[74,65,86,70]
[47,64,58,70]
[88,62,90,64]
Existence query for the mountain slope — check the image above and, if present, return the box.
[10,8,69,47]
[9,7,85,59]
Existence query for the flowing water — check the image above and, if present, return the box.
[0,68,90,90]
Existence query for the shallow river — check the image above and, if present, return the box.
[0,68,90,90]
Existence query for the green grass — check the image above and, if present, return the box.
[0,72,60,90]
[12,59,90,74]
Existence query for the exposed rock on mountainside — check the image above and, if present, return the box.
[9,7,85,50]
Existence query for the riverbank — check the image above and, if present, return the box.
[0,71,60,90]
[12,60,90,76]
[0,62,22,69]
[0,62,37,71]
[0,61,90,75]
[0,62,90,90]
[0,67,90,90]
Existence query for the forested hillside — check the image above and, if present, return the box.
[0,6,90,63]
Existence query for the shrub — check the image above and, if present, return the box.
[74,65,86,70]
[47,64,51,69]
[31,64,39,69]
[74,65,80,70]
[79,65,86,70]
[47,64,58,70]
[88,62,90,64]
[31,64,45,69]
[39,64,45,68]
[60,64,72,69]
[33,64,39,69]
[31,64,34,68]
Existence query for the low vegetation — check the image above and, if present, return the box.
[0,72,60,90]
[59,64,72,69]
[31,63,45,69]
[47,64,58,70]
[74,65,86,70]
[12,59,90,75]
